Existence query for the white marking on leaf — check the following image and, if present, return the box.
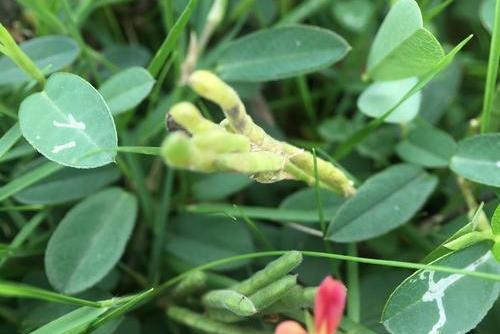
[419,252,491,334]
[496,161,500,168]
[52,141,76,154]
[53,114,86,130]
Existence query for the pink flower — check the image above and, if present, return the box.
[275,321,308,334]
[274,276,346,334]
[314,277,346,334]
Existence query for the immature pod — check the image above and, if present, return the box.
[232,251,303,296]
[250,275,297,311]
[167,306,268,334]
[171,271,207,299]
[202,289,257,317]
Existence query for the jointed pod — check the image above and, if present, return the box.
[161,70,356,197]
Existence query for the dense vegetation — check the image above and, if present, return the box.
[1,0,500,333]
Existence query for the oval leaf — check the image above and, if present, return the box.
[99,67,155,115]
[0,35,79,86]
[357,77,422,123]
[366,0,444,80]
[14,164,120,205]
[450,134,500,187]
[45,188,137,294]
[396,122,457,168]
[382,243,500,334]
[327,164,437,242]
[216,25,350,82]
[19,72,118,168]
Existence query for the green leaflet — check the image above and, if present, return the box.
[382,243,500,334]
[357,77,422,123]
[327,164,438,242]
[366,0,444,81]
[396,121,457,168]
[19,73,118,168]
[0,35,79,86]
[98,67,155,115]
[14,164,120,205]
[45,188,138,294]
[450,134,500,187]
[217,25,350,82]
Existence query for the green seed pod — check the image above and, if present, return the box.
[171,271,207,299]
[250,275,297,311]
[167,306,268,334]
[202,289,256,317]
[232,251,303,295]
[263,285,304,314]
[302,287,317,307]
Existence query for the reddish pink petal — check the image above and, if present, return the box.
[314,276,347,334]
[275,320,308,334]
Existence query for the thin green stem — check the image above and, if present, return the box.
[346,243,360,322]
[480,0,500,133]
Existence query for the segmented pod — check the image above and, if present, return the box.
[232,251,303,295]
[202,289,256,317]
[171,271,207,299]
[249,275,298,311]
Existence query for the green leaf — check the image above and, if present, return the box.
[491,204,500,236]
[396,121,457,168]
[327,164,437,242]
[279,187,345,222]
[0,161,62,202]
[357,77,422,123]
[0,122,22,160]
[366,0,444,81]
[29,306,109,334]
[480,0,496,34]
[45,188,138,294]
[99,67,155,115]
[216,25,351,82]
[450,134,500,187]
[382,243,500,334]
[19,72,118,169]
[14,164,120,205]
[192,173,252,201]
[0,35,79,86]
[166,213,254,271]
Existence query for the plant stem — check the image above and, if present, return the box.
[346,243,360,322]
[480,0,500,133]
